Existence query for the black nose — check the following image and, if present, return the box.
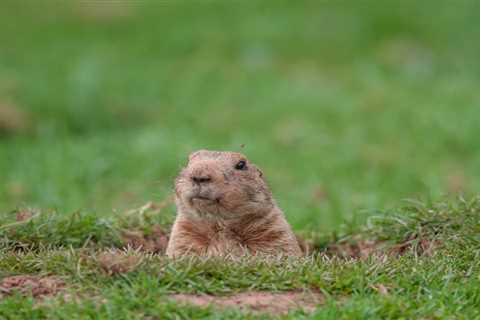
[192,175,212,184]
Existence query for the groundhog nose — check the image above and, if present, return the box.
[191,175,212,184]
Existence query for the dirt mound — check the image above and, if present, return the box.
[97,250,143,275]
[0,275,65,299]
[170,290,323,315]
[325,236,439,259]
[122,225,169,254]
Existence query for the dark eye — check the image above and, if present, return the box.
[235,160,247,170]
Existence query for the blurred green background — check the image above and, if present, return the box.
[1,0,479,232]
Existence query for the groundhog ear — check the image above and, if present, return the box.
[188,152,198,161]
[256,167,264,178]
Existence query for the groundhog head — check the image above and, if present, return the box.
[175,150,274,219]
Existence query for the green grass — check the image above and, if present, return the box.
[1,197,479,319]
[1,0,480,318]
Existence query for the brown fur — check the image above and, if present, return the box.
[166,150,302,258]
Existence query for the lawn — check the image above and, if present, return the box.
[0,0,479,318]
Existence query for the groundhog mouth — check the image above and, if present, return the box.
[189,195,221,206]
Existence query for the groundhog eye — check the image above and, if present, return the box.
[235,160,247,170]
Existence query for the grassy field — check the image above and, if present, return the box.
[1,0,480,318]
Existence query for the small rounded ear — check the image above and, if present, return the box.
[256,167,264,178]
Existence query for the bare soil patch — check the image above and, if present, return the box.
[0,102,30,136]
[170,290,324,315]
[324,236,439,259]
[120,200,173,254]
[122,225,169,254]
[325,238,385,259]
[0,275,65,299]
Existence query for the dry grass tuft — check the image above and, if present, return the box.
[15,210,33,222]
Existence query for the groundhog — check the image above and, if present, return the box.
[166,150,302,258]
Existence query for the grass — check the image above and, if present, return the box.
[1,197,479,318]
[1,0,480,230]
[1,0,480,318]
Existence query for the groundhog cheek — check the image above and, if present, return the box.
[175,181,191,202]
[223,189,249,210]
[174,182,184,196]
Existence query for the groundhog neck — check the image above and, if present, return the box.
[178,203,281,228]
